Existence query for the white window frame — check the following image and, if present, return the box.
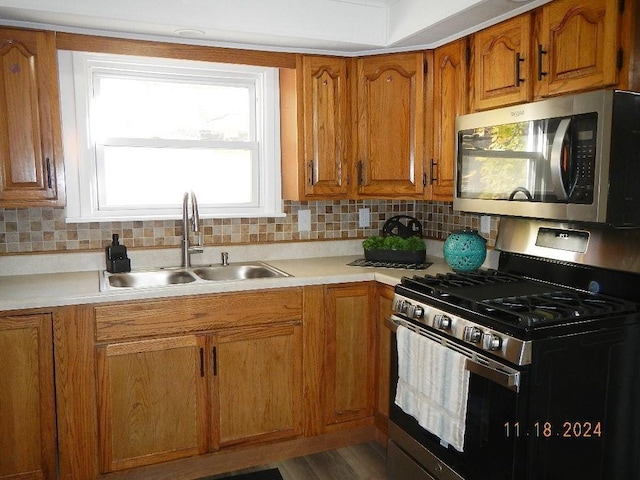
[58,50,283,222]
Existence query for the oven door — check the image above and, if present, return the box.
[388,316,529,480]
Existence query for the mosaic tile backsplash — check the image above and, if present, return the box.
[0,200,498,254]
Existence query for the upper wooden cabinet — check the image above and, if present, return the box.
[471,14,533,111]
[0,313,56,480]
[430,40,468,200]
[301,56,350,197]
[535,0,623,97]
[470,0,631,110]
[354,53,426,197]
[281,56,350,199]
[283,52,427,199]
[0,28,64,206]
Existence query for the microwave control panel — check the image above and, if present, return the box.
[567,112,597,204]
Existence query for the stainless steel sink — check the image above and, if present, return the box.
[102,262,290,290]
[106,269,197,289]
[192,263,290,281]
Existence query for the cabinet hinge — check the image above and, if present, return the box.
[465,46,472,67]
[422,172,427,187]
[619,0,625,13]
[423,60,428,75]
[617,48,624,70]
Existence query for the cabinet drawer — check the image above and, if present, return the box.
[95,288,303,342]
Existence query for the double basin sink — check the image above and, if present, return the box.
[102,262,291,291]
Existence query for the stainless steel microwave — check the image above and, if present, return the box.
[454,90,640,226]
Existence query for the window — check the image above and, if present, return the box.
[58,51,282,222]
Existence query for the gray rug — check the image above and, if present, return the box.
[199,468,283,480]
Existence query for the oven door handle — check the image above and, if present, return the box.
[465,359,520,392]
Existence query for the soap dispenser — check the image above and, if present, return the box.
[106,233,131,273]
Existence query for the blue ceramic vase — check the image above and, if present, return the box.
[443,229,487,272]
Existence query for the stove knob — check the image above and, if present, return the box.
[481,333,502,351]
[392,299,400,312]
[433,314,452,330]
[413,306,424,319]
[463,326,482,343]
[394,299,407,313]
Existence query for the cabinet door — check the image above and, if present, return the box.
[0,314,56,480]
[374,284,394,433]
[213,323,303,449]
[431,39,468,201]
[96,335,208,472]
[301,55,350,197]
[535,0,621,97]
[0,29,64,206]
[355,53,425,197]
[324,283,374,425]
[472,14,533,111]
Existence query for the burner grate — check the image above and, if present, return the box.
[482,291,632,328]
[418,270,518,287]
[400,269,639,333]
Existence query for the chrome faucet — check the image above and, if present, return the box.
[181,191,203,267]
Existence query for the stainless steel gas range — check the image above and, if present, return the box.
[387,218,640,480]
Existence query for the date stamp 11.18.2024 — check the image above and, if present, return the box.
[503,421,602,439]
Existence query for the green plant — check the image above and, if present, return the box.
[362,235,426,251]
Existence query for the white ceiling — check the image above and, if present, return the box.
[0,0,551,55]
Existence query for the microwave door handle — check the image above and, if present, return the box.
[508,187,533,201]
[465,359,520,392]
[549,118,571,201]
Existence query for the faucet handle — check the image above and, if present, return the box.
[221,252,229,266]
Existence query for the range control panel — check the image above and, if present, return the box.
[392,294,532,366]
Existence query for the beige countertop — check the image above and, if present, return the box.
[0,254,454,311]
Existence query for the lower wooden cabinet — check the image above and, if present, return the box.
[374,284,394,432]
[323,283,375,426]
[0,313,56,480]
[214,323,303,448]
[94,291,305,473]
[96,335,209,472]
[52,284,386,478]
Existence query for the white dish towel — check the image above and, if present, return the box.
[394,324,470,452]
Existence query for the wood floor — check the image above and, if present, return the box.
[208,441,388,480]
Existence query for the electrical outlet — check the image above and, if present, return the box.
[480,215,491,234]
[359,208,370,228]
[298,209,311,232]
